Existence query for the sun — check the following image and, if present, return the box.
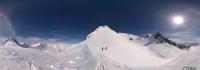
[172,15,184,25]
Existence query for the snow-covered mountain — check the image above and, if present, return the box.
[85,25,185,67]
[3,36,31,48]
[0,25,199,70]
[3,36,21,47]
[120,31,197,51]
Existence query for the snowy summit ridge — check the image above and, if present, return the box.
[86,25,114,39]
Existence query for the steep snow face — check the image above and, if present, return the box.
[85,26,130,56]
[85,26,174,67]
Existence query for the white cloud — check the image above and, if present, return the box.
[167,31,195,37]
[0,36,61,44]
[167,31,200,43]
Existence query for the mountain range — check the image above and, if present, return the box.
[0,25,199,70]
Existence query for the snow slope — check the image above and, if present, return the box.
[0,43,97,70]
[85,25,182,67]
[0,25,199,70]
[119,33,183,59]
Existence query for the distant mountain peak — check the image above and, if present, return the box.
[152,32,191,50]
[4,36,20,47]
[4,36,30,48]
[154,32,162,38]
[94,25,112,32]
[86,25,115,39]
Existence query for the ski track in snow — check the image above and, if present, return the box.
[0,26,200,70]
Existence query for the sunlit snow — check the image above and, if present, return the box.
[0,26,199,70]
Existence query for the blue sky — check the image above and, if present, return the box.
[0,0,199,42]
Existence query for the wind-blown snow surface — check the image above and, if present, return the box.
[0,43,97,70]
[0,25,200,70]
